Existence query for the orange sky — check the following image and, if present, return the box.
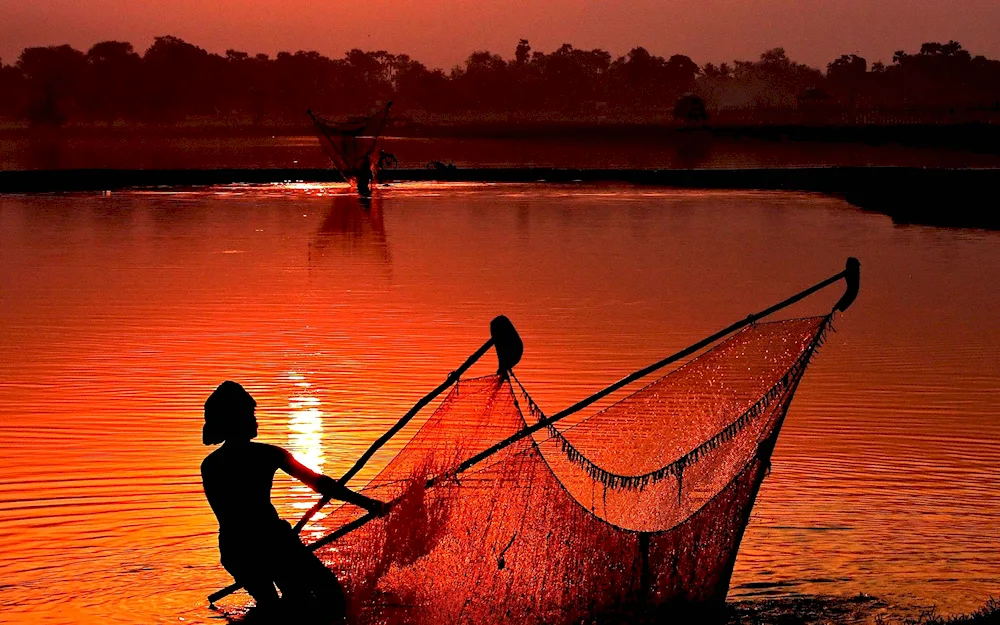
[2,0,999,69]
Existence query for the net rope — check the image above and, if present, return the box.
[311,314,833,623]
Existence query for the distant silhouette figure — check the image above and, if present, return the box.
[201,381,385,621]
[355,166,373,197]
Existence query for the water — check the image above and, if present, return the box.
[0,184,997,623]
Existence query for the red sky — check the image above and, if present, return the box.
[2,0,999,69]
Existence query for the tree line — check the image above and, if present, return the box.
[1,36,998,127]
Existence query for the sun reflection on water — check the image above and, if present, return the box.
[286,371,325,512]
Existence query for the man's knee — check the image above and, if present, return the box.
[243,578,280,608]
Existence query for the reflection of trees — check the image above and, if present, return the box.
[309,194,392,270]
[673,131,712,168]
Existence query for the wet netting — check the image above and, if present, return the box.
[317,315,832,624]
[308,102,392,183]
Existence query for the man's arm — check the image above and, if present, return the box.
[277,448,386,514]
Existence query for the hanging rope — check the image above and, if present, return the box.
[510,315,832,492]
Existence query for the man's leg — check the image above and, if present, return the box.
[242,577,281,611]
[221,542,281,614]
[274,542,346,621]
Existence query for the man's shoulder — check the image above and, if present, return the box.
[249,441,288,464]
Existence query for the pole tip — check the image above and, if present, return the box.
[491,315,523,373]
[835,257,861,312]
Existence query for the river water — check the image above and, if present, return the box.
[0,184,997,624]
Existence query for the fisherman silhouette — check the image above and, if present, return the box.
[201,381,385,622]
[355,166,373,197]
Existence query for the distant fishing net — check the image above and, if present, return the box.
[318,315,831,624]
[309,102,392,183]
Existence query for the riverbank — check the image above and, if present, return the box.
[3,120,1000,155]
[1,166,997,229]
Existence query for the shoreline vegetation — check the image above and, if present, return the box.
[1,36,998,130]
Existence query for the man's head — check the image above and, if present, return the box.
[203,381,258,445]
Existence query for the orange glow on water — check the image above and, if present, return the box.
[0,185,998,622]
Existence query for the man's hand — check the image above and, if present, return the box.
[316,475,340,497]
[366,499,390,518]
[316,474,389,516]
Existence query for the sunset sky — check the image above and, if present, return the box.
[2,0,999,69]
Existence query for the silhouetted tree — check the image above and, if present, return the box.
[882,41,1000,108]
[84,41,142,121]
[531,44,611,111]
[826,54,867,106]
[827,54,866,85]
[0,59,27,118]
[729,47,823,107]
[665,55,700,92]
[17,45,87,125]
[392,57,449,112]
[272,50,338,114]
[143,36,224,120]
[452,51,510,110]
[515,40,531,66]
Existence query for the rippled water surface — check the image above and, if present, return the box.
[0,184,998,623]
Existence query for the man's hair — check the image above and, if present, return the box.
[203,381,257,445]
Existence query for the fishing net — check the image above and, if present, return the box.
[316,315,831,624]
[309,102,392,183]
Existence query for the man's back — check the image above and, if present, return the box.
[201,441,285,535]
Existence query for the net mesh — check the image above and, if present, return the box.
[316,315,831,624]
